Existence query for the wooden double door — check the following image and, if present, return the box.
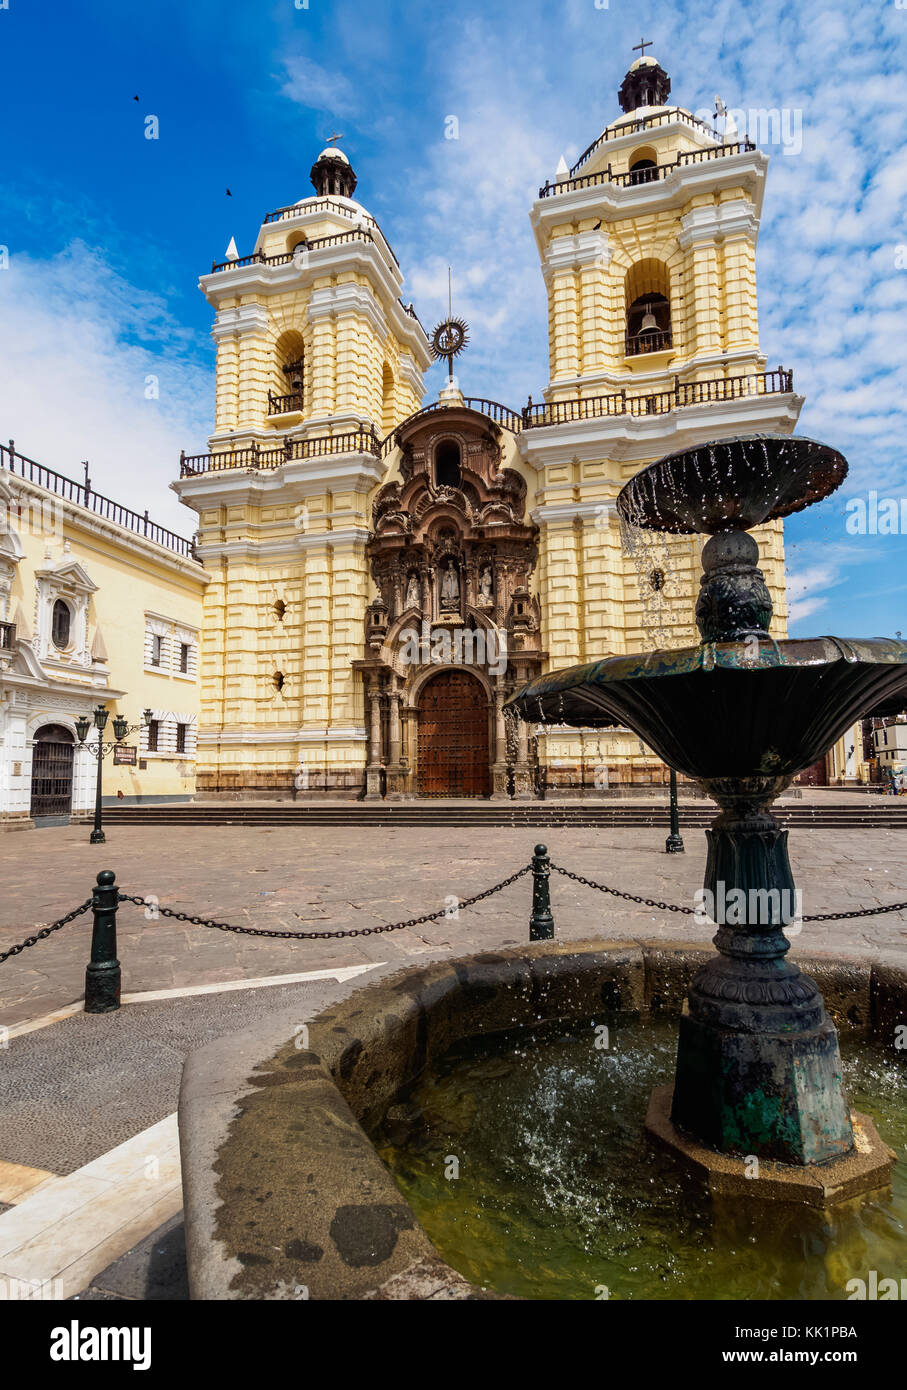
[417,671,491,798]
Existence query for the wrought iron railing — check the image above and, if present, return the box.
[570,108,722,176]
[521,368,794,429]
[0,441,197,558]
[539,140,756,199]
[267,392,304,416]
[179,428,382,477]
[261,199,401,268]
[210,227,375,273]
[377,397,525,454]
[625,328,673,356]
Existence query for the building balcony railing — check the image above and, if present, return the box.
[378,396,526,453]
[180,369,794,474]
[0,620,15,650]
[179,427,382,477]
[0,440,197,558]
[570,107,720,176]
[539,139,756,199]
[262,198,401,268]
[267,392,304,416]
[210,227,376,274]
[521,367,794,429]
[625,328,673,356]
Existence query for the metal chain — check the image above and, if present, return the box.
[549,862,695,914]
[551,862,907,923]
[116,864,531,940]
[802,902,907,923]
[0,900,93,964]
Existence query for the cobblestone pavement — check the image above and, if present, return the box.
[2,817,907,1026]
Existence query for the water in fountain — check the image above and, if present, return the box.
[376,1016,907,1301]
[617,509,699,651]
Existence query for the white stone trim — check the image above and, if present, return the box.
[211,304,271,342]
[542,230,611,283]
[677,199,759,248]
[306,283,389,341]
[517,392,805,468]
[530,150,768,259]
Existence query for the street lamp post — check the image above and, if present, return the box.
[665,766,684,854]
[75,705,152,844]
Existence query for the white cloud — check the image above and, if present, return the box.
[279,55,358,118]
[0,241,211,537]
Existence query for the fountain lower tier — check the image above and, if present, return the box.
[506,636,907,1177]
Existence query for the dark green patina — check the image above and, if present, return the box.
[506,433,907,1167]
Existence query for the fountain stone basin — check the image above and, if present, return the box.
[177,941,905,1300]
[505,432,907,1177]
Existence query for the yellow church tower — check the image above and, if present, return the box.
[517,48,803,788]
[176,53,804,800]
[174,144,432,796]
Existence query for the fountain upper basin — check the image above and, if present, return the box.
[505,636,907,785]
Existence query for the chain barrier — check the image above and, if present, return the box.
[550,862,907,922]
[2,858,906,971]
[0,900,93,964]
[550,862,696,914]
[115,864,532,940]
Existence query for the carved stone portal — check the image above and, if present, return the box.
[356,406,544,799]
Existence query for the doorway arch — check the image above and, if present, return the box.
[30,724,75,822]
[417,669,490,797]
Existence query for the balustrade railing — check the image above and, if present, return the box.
[521,368,794,429]
[570,107,720,175]
[179,428,382,477]
[539,139,756,199]
[625,329,673,356]
[0,441,197,558]
[210,227,376,273]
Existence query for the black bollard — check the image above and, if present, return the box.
[529,843,555,940]
[85,869,121,1013]
[665,767,685,853]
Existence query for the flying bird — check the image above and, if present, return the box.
[226,188,233,197]
[133,95,139,102]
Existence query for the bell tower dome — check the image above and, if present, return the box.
[309,145,358,199]
[617,53,672,114]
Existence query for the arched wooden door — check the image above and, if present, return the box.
[417,671,490,797]
[30,724,75,821]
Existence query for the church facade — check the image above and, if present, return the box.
[174,54,803,800]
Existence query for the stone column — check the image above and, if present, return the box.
[386,684,405,799]
[491,685,510,799]
[513,703,533,800]
[365,680,384,800]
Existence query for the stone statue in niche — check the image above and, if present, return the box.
[440,561,460,610]
[478,564,494,605]
[405,573,421,610]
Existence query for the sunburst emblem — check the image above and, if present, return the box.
[430,316,469,374]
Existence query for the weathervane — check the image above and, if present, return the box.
[429,268,469,381]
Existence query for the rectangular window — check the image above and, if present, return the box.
[147,720,160,753]
[179,642,190,674]
[176,723,187,754]
[151,634,164,668]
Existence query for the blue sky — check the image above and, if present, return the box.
[1,0,905,636]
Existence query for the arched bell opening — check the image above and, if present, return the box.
[625,259,673,356]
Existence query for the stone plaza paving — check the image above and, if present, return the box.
[0,807,905,1298]
[2,809,907,1028]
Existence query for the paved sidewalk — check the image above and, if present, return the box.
[2,821,907,1026]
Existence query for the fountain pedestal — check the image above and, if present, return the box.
[506,434,907,1204]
